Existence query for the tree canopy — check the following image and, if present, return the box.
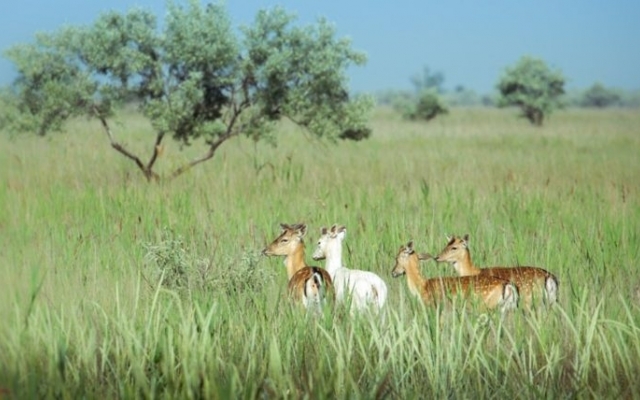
[386,65,448,122]
[3,1,373,180]
[496,56,565,126]
[580,83,622,108]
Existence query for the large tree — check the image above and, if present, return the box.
[3,1,373,180]
[497,56,565,126]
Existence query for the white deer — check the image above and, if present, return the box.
[312,225,388,314]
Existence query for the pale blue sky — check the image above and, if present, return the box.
[1,1,639,94]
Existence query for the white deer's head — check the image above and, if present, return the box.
[312,224,346,261]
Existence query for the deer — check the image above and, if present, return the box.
[262,223,334,312]
[391,241,519,312]
[433,234,558,307]
[311,225,388,314]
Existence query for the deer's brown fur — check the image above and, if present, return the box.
[262,223,334,309]
[392,241,518,312]
[434,234,558,307]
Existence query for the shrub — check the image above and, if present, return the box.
[404,90,449,121]
[143,228,273,295]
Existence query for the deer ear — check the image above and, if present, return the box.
[446,234,455,245]
[337,226,346,240]
[330,224,337,233]
[280,223,289,232]
[321,227,328,235]
[406,240,414,251]
[462,234,470,247]
[298,223,308,237]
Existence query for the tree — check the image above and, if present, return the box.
[394,65,448,122]
[580,83,621,108]
[404,90,448,121]
[496,56,565,126]
[3,1,373,181]
[410,66,445,94]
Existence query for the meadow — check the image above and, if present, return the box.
[1,107,639,398]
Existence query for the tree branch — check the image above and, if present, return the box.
[167,106,255,180]
[146,132,166,172]
[168,130,240,180]
[95,109,158,181]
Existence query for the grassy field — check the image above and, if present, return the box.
[1,107,639,398]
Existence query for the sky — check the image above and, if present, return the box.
[1,0,639,94]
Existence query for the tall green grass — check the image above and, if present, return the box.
[1,108,639,398]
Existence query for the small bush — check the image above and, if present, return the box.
[404,90,449,122]
[143,230,193,291]
[143,228,273,295]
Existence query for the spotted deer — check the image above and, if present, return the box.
[262,223,334,311]
[391,241,519,312]
[434,234,558,307]
[312,225,388,314]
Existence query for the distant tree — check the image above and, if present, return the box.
[497,56,565,126]
[410,66,445,94]
[445,85,481,107]
[392,65,448,122]
[2,1,373,181]
[481,94,495,107]
[404,90,448,121]
[580,83,621,108]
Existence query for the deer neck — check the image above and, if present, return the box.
[405,256,426,297]
[284,243,307,279]
[453,249,480,275]
[324,241,344,276]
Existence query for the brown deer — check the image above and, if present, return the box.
[434,234,558,307]
[262,223,334,311]
[391,241,519,312]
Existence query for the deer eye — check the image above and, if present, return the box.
[280,238,289,243]
[451,247,457,250]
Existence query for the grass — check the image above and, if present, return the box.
[1,107,639,398]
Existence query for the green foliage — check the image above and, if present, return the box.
[143,228,201,291]
[144,228,273,295]
[404,90,449,121]
[386,66,449,122]
[580,83,622,108]
[0,88,21,134]
[3,27,98,135]
[2,1,373,179]
[497,56,565,126]
[338,126,372,141]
